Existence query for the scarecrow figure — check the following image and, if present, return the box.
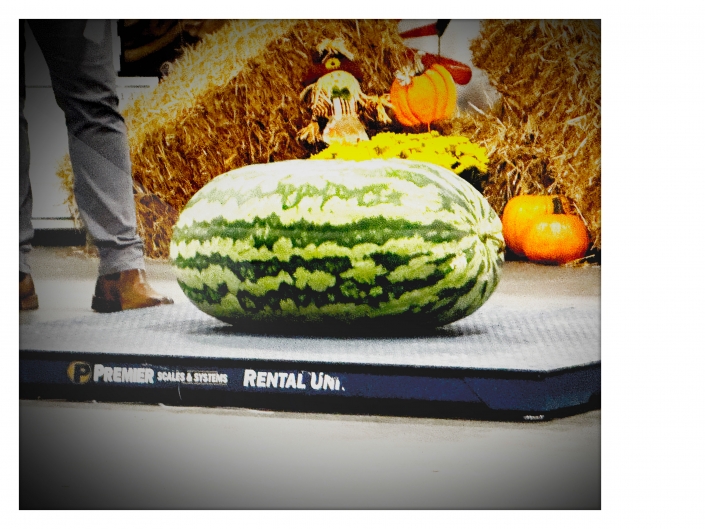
[297,38,392,145]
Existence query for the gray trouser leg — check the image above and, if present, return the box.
[25,20,145,276]
[19,22,33,274]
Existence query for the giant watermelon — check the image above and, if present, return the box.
[170,159,504,329]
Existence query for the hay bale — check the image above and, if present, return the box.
[442,19,601,250]
[58,19,601,257]
[58,20,409,258]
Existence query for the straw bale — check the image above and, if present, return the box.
[58,20,409,259]
[57,19,601,258]
[441,19,601,250]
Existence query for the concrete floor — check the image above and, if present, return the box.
[19,246,601,509]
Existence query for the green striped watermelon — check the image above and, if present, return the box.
[170,158,504,328]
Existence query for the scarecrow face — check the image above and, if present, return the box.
[316,70,359,102]
[297,38,393,145]
[299,50,369,145]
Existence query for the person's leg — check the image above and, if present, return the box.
[19,21,39,310]
[27,20,171,311]
[28,20,144,276]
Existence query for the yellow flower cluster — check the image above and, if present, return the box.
[312,131,489,176]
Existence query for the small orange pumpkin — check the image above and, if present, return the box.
[502,195,570,256]
[390,63,457,127]
[522,214,590,265]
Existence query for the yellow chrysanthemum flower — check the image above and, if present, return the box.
[312,131,489,176]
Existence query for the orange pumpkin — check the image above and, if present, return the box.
[501,195,570,256]
[390,63,457,127]
[522,214,590,265]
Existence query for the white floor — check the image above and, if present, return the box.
[20,400,600,509]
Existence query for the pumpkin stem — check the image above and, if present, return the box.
[552,197,564,214]
[394,51,427,87]
[394,66,414,87]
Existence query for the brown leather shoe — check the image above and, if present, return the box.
[20,272,39,310]
[91,269,173,313]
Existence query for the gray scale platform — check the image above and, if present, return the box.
[20,302,600,418]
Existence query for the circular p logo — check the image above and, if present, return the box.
[67,361,92,384]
